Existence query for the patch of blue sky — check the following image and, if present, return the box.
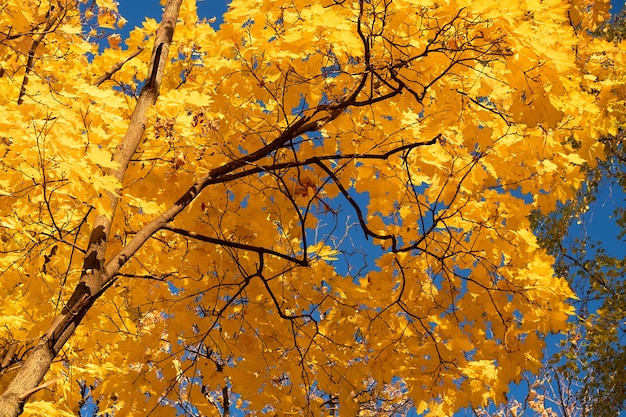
[291,94,309,115]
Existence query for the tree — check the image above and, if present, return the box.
[474,127,625,417]
[517,101,626,417]
[475,6,626,417]
[0,0,619,416]
[526,137,625,417]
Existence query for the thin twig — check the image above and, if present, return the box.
[93,47,145,86]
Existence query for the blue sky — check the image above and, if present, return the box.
[118,1,227,30]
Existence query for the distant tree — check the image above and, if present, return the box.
[529,6,626,416]
[475,4,626,415]
[526,130,626,417]
[596,7,626,42]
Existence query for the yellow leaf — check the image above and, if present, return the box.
[308,241,340,261]
[97,10,117,29]
[87,146,119,169]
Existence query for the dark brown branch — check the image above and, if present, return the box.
[222,385,230,417]
[259,272,312,322]
[313,134,440,247]
[202,136,443,186]
[17,3,66,104]
[161,225,308,266]
[316,159,396,245]
[456,89,512,126]
[395,154,483,254]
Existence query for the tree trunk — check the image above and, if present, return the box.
[0,1,183,415]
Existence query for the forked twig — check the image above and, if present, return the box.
[93,47,145,86]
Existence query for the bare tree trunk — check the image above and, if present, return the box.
[0,1,183,416]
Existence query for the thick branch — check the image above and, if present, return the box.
[50,0,182,344]
[103,102,350,280]
[104,77,392,275]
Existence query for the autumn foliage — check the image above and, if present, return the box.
[0,0,622,416]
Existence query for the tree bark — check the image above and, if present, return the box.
[0,1,183,416]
